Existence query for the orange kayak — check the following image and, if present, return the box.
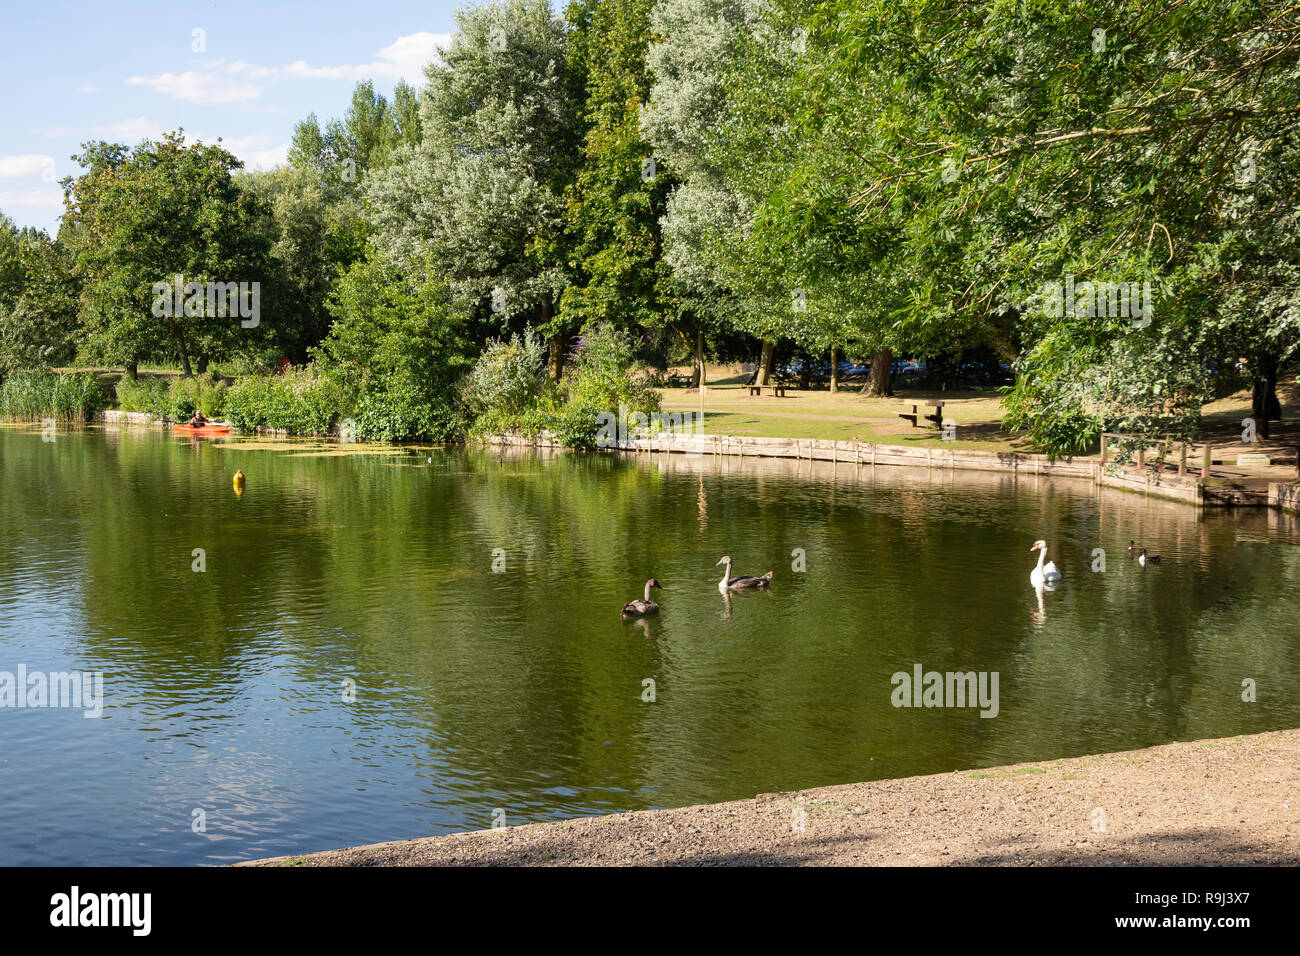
[173,423,231,435]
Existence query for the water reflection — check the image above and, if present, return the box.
[1,426,1299,865]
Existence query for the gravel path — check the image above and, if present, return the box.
[244,729,1299,866]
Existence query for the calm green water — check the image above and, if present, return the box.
[1,424,1298,865]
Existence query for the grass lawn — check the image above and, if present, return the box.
[657,366,1300,460]
[657,373,1033,453]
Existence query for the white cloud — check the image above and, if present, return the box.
[76,84,100,94]
[273,32,449,85]
[126,71,262,104]
[0,188,64,208]
[219,136,290,171]
[121,32,446,108]
[227,61,278,80]
[102,117,167,141]
[0,155,58,180]
[369,32,450,82]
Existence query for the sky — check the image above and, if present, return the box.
[0,0,471,235]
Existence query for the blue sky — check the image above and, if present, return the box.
[0,0,471,235]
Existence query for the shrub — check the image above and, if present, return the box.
[115,375,228,421]
[311,253,469,442]
[463,329,548,416]
[223,365,345,435]
[544,398,605,448]
[165,377,228,420]
[114,376,171,418]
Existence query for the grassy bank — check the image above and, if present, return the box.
[658,369,1300,461]
[0,371,110,422]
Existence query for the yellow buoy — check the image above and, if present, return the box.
[233,470,245,494]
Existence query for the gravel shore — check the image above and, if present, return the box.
[244,729,1299,866]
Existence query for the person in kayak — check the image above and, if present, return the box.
[186,411,208,428]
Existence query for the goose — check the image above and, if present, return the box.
[1127,540,1141,554]
[1137,548,1161,566]
[622,579,664,617]
[1029,540,1062,586]
[716,555,773,591]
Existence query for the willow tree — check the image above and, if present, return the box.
[367,0,582,380]
[641,0,772,386]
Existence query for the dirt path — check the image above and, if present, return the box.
[245,729,1299,867]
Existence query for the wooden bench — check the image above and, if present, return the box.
[898,400,944,428]
[748,384,788,397]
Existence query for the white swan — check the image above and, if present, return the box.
[1029,540,1062,586]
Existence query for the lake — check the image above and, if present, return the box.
[1,424,1298,865]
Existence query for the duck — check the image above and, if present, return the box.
[716,555,773,591]
[1029,540,1062,586]
[1127,540,1141,554]
[622,578,664,617]
[1137,548,1161,566]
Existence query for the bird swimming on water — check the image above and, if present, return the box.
[622,578,664,617]
[1029,540,1062,586]
[715,555,773,591]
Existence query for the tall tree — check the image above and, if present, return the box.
[64,132,272,375]
[367,0,582,379]
[560,0,671,353]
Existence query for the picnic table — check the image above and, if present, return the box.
[898,399,944,428]
[748,384,788,397]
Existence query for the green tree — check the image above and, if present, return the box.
[64,132,272,376]
[367,0,582,380]
[560,0,672,348]
[312,251,471,440]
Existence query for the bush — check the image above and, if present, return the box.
[353,381,461,442]
[0,371,109,421]
[311,253,469,442]
[114,376,171,418]
[554,323,660,447]
[463,329,548,416]
[544,398,605,448]
[223,365,346,435]
[165,377,228,420]
[464,325,661,449]
[567,323,661,417]
[115,375,228,421]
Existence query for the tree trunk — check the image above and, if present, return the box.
[862,349,893,396]
[1251,351,1281,439]
[196,355,209,376]
[830,347,841,393]
[173,326,192,376]
[126,360,138,381]
[542,298,563,382]
[798,348,812,390]
[697,330,706,394]
[758,340,775,385]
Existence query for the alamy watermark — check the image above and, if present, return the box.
[0,665,104,717]
[151,274,260,328]
[891,663,999,718]
[1040,275,1152,328]
[595,402,704,448]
